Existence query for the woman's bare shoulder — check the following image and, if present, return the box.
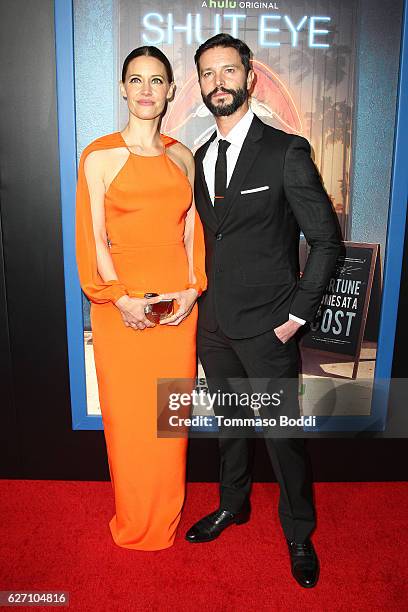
[84,148,113,163]
[81,133,125,160]
[84,145,127,174]
[170,141,193,160]
[168,141,194,173]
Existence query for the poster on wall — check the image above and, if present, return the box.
[71,0,404,426]
[118,0,355,238]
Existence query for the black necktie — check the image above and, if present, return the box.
[214,139,231,219]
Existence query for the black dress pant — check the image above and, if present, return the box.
[197,324,316,543]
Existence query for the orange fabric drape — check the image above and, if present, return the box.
[75,133,130,304]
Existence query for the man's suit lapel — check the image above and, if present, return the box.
[217,115,264,229]
[195,115,265,231]
[195,130,218,231]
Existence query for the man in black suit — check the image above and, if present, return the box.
[185,34,341,588]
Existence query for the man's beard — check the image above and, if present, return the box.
[202,86,248,117]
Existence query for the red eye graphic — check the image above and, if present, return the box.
[162,59,303,150]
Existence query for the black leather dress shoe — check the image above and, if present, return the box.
[287,539,319,588]
[186,505,250,543]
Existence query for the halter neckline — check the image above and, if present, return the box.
[118,132,176,158]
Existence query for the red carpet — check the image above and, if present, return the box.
[1,481,407,611]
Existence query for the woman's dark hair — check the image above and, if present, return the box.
[121,46,173,83]
[194,33,252,77]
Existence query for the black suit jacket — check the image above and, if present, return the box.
[194,114,341,339]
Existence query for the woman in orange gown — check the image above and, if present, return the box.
[75,46,206,550]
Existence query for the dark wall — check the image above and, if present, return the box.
[391,217,408,379]
[0,209,18,474]
[0,0,108,480]
[0,0,407,483]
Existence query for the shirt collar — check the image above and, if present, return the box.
[215,108,254,148]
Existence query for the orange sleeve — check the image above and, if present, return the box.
[75,147,129,304]
[186,206,207,297]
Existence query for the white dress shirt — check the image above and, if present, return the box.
[203,108,255,203]
[202,108,306,326]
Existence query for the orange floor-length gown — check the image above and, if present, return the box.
[75,132,207,550]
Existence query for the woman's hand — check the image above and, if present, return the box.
[158,288,198,326]
[114,294,162,330]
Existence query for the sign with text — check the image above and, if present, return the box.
[301,242,379,377]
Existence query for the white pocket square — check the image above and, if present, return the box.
[240,186,270,194]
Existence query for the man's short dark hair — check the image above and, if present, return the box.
[194,33,252,77]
